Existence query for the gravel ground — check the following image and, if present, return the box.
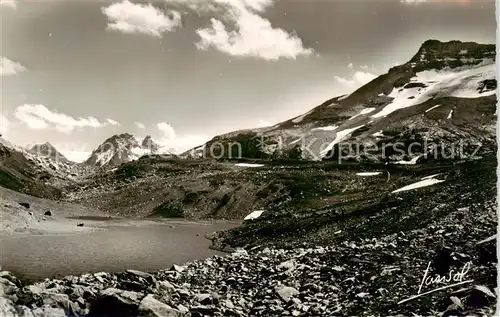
[0,186,107,236]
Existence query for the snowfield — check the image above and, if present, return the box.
[372,62,495,118]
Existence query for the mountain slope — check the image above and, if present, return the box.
[0,138,63,198]
[192,40,496,163]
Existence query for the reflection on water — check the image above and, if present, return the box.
[0,220,238,281]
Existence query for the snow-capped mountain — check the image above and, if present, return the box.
[0,138,78,197]
[193,40,496,163]
[85,133,161,168]
[0,138,74,175]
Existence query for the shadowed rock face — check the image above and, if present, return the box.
[188,40,496,162]
[141,135,159,153]
[408,40,495,72]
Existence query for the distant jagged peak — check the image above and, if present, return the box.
[141,135,159,152]
[85,132,163,168]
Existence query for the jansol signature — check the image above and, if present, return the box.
[398,261,474,304]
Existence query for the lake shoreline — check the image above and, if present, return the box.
[0,218,240,282]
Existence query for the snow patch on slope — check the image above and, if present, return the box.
[447,110,454,119]
[394,155,421,165]
[312,125,338,132]
[425,104,441,113]
[392,176,445,193]
[338,94,349,101]
[349,107,376,121]
[356,172,382,176]
[320,125,365,157]
[235,163,264,168]
[244,210,265,220]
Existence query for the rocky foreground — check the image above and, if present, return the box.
[1,222,496,317]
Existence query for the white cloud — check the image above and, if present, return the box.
[134,122,146,129]
[256,120,272,128]
[1,56,26,76]
[60,150,92,163]
[0,114,10,135]
[400,0,427,3]
[157,122,176,140]
[155,121,210,153]
[54,142,92,163]
[0,0,16,9]
[106,118,120,126]
[166,0,272,14]
[187,0,313,60]
[212,0,273,12]
[360,65,370,69]
[169,134,211,153]
[102,0,182,37]
[13,104,120,133]
[348,63,353,69]
[334,71,377,91]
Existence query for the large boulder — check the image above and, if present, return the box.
[138,294,183,317]
[88,288,143,317]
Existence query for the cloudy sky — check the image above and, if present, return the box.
[0,0,496,162]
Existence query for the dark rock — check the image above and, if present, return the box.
[18,202,30,209]
[88,289,142,317]
[44,211,53,216]
[126,269,153,279]
[195,293,213,305]
[118,281,147,293]
[466,288,490,308]
[431,247,454,276]
[77,223,84,227]
[190,305,215,315]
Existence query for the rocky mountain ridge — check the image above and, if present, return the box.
[190,40,496,163]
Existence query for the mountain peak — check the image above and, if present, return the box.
[408,40,495,72]
[85,133,160,168]
[29,142,68,162]
[141,135,159,152]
